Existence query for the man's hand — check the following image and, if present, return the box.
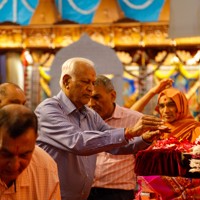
[142,130,162,143]
[124,115,169,140]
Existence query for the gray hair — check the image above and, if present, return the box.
[59,57,95,88]
[95,75,114,92]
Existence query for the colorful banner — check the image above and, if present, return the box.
[0,0,37,25]
[0,0,165,25]
[118,0,165,22]
[56,0,100,24]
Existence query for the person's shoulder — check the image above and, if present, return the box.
[35,97,53,111]
[19,146,60,198]
[116,104,143,117]
[30,146,58,172]
[35,96,62,114]
[37,96,56,106]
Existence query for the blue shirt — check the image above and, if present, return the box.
[35,90,149,200]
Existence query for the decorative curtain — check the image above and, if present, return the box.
[0,0,165,25]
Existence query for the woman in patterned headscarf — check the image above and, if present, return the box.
[131,79,200,142]
[155,87,200,142]
[132,80,200,200]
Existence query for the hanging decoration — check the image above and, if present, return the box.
[178,63,199,79]
[151,50,200,80]
[20,50,53,109]
[57,0,100,24]
[0,0,165,25]
[39,66,51,82]
[0,0,37,25]
[123,49,169,80]
[154,65,176,79]
[153,62,200,79]
[118,0,165,22]
[39,66,51,97]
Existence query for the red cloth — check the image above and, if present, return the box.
[135,88,200,199]
[137,176,200,200]
[134,149,186,177]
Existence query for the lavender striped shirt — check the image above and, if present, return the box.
[35,91,149,200]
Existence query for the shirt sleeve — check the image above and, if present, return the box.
[107,136,151,155]
[35,99,128,155]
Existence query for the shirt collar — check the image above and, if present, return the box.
[0,169,29,195]
[56,90,88,117]
[105,103,122,121]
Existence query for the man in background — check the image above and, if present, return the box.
[87,75,158,200]
[0,82,26,107]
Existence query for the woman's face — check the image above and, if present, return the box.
[157,95,178,123]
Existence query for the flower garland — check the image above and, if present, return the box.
[154,66,176,79]
[154,62,200,79]
[39,66,51,97]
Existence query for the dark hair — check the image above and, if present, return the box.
[95,75,114,92]
[0,104,38,138]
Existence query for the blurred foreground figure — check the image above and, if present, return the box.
[0,96,61,199]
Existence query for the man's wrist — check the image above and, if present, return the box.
[142,135,152,144]
[124,128,133,141]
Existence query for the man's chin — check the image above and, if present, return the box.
[82,99,90,106]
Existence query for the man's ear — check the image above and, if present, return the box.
[110,90,116,102]
[62,74,71,88]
